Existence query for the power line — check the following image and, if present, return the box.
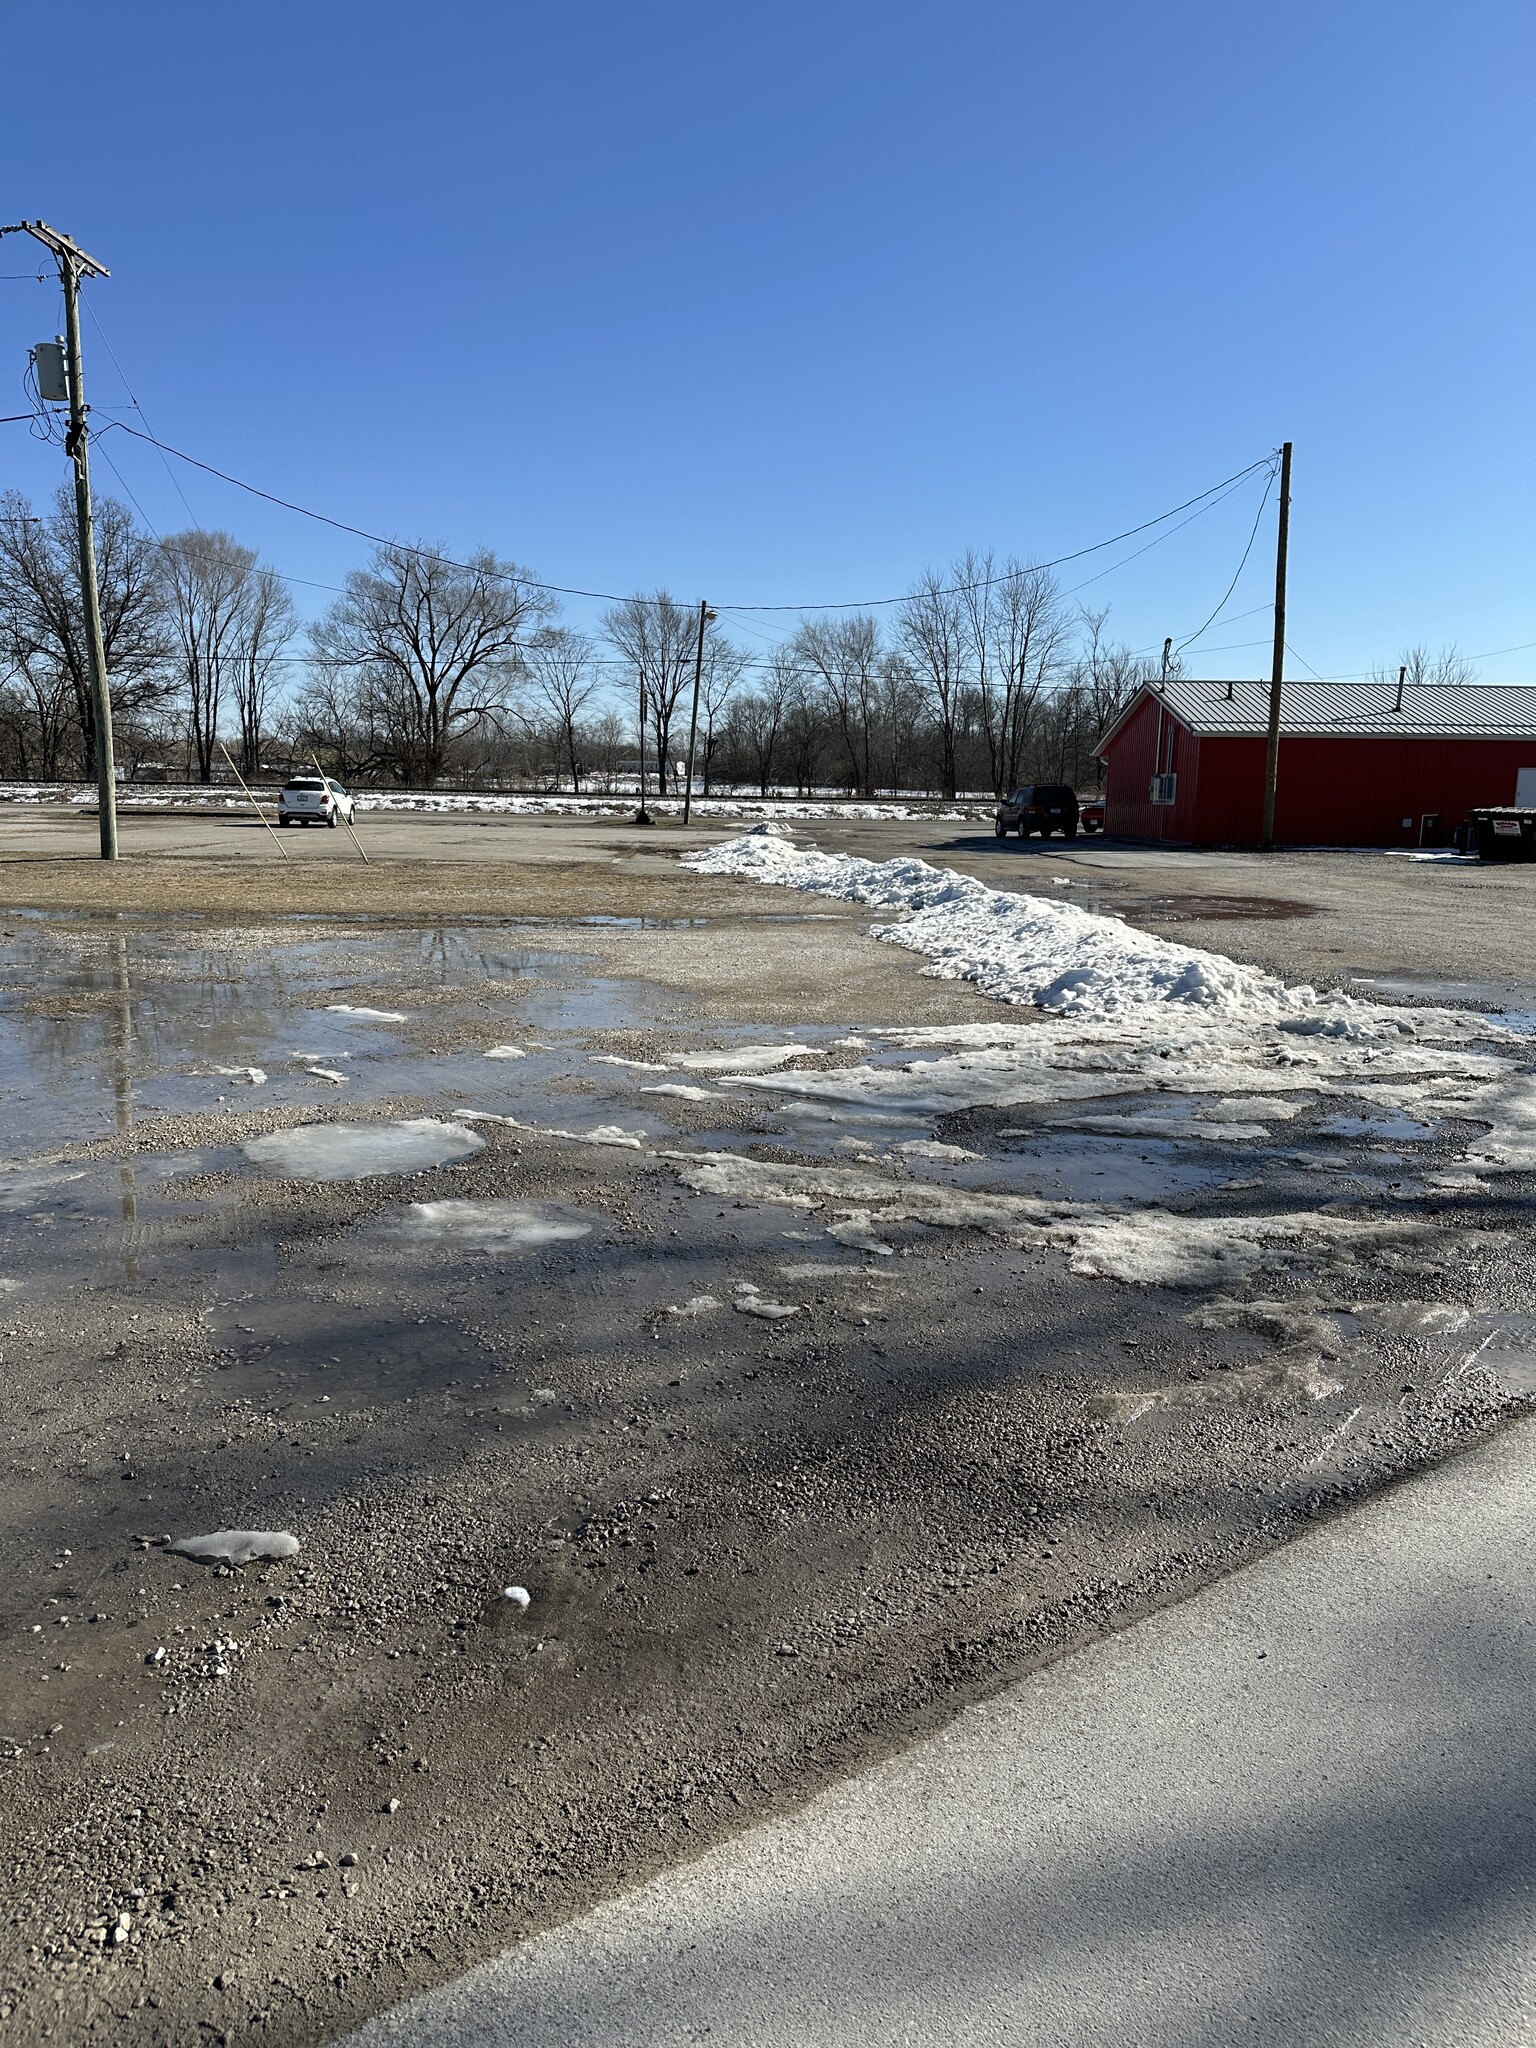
[727,457,1281,611]
[103,418,1277,615]
[1174,462,1279,653]
[83,299,199,526]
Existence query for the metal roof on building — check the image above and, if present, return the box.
[1099,678,1536,748]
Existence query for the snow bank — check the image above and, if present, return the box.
[685,837,1302,1022]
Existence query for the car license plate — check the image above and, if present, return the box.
[1494,820,1522,837]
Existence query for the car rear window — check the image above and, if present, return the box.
[284,779,325,792]
[1033,786,1075,804]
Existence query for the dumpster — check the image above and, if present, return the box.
[1472,809,1536,862]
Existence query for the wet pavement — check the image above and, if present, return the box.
[2,893,1535,2047]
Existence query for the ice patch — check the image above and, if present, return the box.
[325,1004,407,1023]
[591,1055,673,1072]
[244,1118,485,1180]
[733,1291,800,1320]
[214,1065,267,1086]
[304,1067,347,1086]
[667,1148,1429,1290]
[899,1138,984,1162]
[667,1294,723,1317]
[826,1212,896,1256]
[641,1083,725,1101]
[170,1530,300,1566]
[1319,1111,1433,1140]
[485,1045,527,1060]
[400,1200,592,1250]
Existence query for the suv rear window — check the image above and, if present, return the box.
[1032,786,1075,805]
[284,779,325,791]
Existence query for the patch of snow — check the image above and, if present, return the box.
[214,1065,267,1086]
[685,837,1306,1021]
[170,1530,300,1566]
[899,1138,984,1162]
[304,1067,347,1086]
[641,1083,725,1101]
[502,1585,532,1609]
[677,1043,815,1073]
[485,1044,527,1060]
[591,1055,674,1072]
[244,1118,485,1180]
[325,1004,407,1023]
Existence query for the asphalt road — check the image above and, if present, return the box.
[346,1415,1536,2048]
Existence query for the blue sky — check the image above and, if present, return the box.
[1,0,1530,682]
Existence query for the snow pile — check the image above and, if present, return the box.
[685,837,1303,1022]
[170,1530,300,1566]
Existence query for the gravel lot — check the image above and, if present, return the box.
[1,802,1532,2045]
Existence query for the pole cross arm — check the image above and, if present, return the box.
[0,220,110,278]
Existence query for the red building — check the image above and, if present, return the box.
[1097,678,1536,847]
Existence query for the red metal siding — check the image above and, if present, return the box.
[1102,683,1536,844]
[1104,693,1207,841]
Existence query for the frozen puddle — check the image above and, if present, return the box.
[243,1119,485,1180]
[397,1200,592,1251]
[992,1134,1222,1202]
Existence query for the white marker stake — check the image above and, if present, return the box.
[219,743,289,861]
[313,753,371,865]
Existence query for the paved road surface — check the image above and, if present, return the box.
[345,1418,1536,2048]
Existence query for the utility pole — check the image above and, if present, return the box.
[2,220,117,858]
[1260,441,1293,850]
[1161,636,1172,686]
[681,600,715,825]
[635,680,651,824]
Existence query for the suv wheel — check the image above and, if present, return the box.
[994,818,1006,838]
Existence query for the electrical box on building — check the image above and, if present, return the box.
[1149,772,1177,806]
[32,340,68,403]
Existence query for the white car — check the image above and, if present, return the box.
[278,776,356,828]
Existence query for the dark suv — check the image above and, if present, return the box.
[995,784,1080,840]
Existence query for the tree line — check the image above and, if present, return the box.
[3,485,1472,799]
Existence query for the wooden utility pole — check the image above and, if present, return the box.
[681,600,715,825]
[1,220,117,858]
[635,679,652,824]
[1260,441,1293,850]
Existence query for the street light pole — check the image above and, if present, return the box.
[2,220,117,858]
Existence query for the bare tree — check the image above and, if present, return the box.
[159,530,258,783]
[792,615,882,796]
[728,646,800,796]
[311,542,552,786]
[602,591,698,795]
[1372,643,1478,689]
[696,631,749,795]
[1072,608,1151,788]
[524,627,600,791]
[898,573,967,799]
[987,562,1070,795]
[0,487,168,779]
[234,566,297,776]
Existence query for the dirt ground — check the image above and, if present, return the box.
[1,805,1532,2046]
